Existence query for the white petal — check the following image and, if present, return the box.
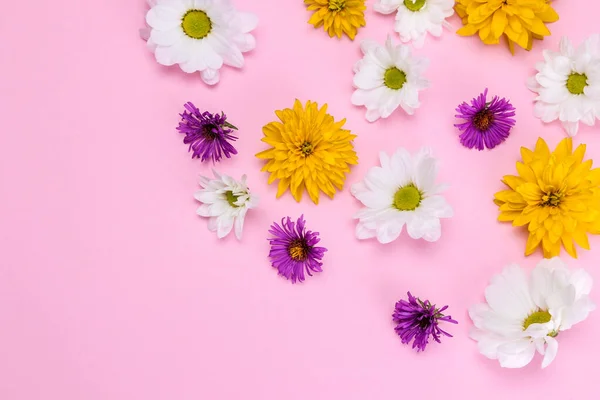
[559,296,596,330]
[360,39,381,55]
[353,65,384,90]
[375,218,405,244]
[569,268,594,297]
[541,337,559,368]
[216,214,234,238]
[390,148,412,186]
[470,303,524,336]
[373,0,401,14]
[413,149,438,192]
[562,120,580,136]
[234,210,247,240]
[201,68,220,85]
[194,190,220,204]
[419,196,453,218]
[207,216,218,232]
[497,339,536,368]
[485,264,536,320]
[469,328,510,360]
[196,203,212,217]
[146,5,183,31]
[559,36,575,57]
[232,11,258,33]
[356,221,377,240]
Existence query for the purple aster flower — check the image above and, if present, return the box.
[392,292,458,352]
[176,102,238,163]
[455,89,516,151]
[268,215,327,283]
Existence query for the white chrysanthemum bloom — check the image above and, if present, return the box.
[373,0,454,48]
[351,147,452,244]
[470,258,595,369]
[351,36,430,122]
[140,0,258,85]
[194,170,259,240]
[527,35,600,136]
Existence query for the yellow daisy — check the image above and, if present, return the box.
[494,138,600,258]
[256,100,358,204]
[455,0,558,53]
[305,0,366,40]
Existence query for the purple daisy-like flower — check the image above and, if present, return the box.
[176,102,238,163]
[455,89,516,151]
[268,215,327,283]
[392,292,458,352]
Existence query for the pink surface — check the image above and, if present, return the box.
[1,1,600,399]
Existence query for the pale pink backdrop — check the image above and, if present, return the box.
[1,1,600,399]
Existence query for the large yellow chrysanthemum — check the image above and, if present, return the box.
[256,100,358,204]
[305,0,366,40]
[495,138,600,258]
[455,0,558,53]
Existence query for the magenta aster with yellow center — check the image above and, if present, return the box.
[393,292,457,352]
[268,215,327,283]
[455,89,516,151]
[176,102,238,163]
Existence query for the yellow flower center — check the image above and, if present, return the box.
[384,67,407,90]
[404,0,426,12]
[523,310,557,336]
[288,239,308,261]
[300,142,314,156]
[393,185,422,211]
[181,10,212,39]
[566,72,588,95]
[542,190,564,207]
[328,0,346,11]
[473,109,494,131]
[225,191,240,207]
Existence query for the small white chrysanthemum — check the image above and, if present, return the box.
[374,0,454,48]
[470,258,595,369]
[351,36,430,122]
[351,147,452,244]
[194,170,259,240]
[141,0,258,85]
[527,35,600,136]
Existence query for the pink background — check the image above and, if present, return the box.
[1,1,600,399]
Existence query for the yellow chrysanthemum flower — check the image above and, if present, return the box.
[256,100,358,204]
[305,0,366,40]
[455,0,558,53]
[494,138,600,258]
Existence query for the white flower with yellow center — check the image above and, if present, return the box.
[374,0,454,48]
[194,170,259,240]
[470,258,595,369]
[351,147,452,244]
[141,0,258,85]
[351,36,429,122]
[527,35,600,136]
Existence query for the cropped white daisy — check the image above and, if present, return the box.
[351,36,429,122]
[194,170,259,240]
[374,0,454,48]
[351,147,452,244]
[141,0,258,85]
[470,258,595,369]
[527,35,600,136]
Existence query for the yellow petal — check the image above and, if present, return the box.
[553,137,573,161]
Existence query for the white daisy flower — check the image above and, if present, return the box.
[194,170,259,240]
[527,35,600,136]
[373,0,454,48]
[351,147,452,244]
[351,36,430,122]
[141,0,258,85]
[470,258,595,369]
